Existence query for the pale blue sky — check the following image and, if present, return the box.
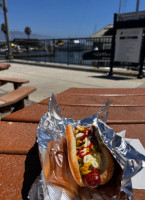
[1,0,145,38]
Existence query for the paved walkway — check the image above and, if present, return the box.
[0,61,145,103]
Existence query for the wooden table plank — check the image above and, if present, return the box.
[0,122,38,154]
[39,95,145,107]
[1,104,48,123]
[0,63,11,71]
[0,153,144,200]
[2,104,145,124]
[60,88,145,96]
[60,105,145,124]
[0,154,41,200]
[133,190,145,200]
[0,121,144,156]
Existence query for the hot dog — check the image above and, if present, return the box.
[65,124,114,188]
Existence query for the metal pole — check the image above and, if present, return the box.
[136,0,140,19]
[108,13,117,77]
[3,0,12,59]
[118,0,121,15]
[118,0,122,21]
[138,32,145,79]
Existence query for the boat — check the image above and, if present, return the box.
[82,49,111,60]
[57,40,85,51]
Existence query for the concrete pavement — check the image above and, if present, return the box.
[0,61,145,103]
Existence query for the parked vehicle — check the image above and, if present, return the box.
[82,49,111,60]
[0,45,26,55]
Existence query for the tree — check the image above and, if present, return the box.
[1,23,7,38]
[24,26,31,39]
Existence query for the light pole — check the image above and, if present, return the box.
[118,0,140,18]
[118,0,121,15]
[3,0,12,59]
[136,0,140,19]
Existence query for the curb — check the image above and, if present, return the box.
[8,59,143,78]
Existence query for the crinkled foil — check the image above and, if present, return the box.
[28,93,145,200]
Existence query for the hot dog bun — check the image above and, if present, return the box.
[42,139,79,196]
[66,124,85,187]
[65,124,114,187]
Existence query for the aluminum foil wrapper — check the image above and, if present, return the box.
[28,93,145,200]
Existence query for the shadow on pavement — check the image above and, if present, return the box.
[88,75,132,81]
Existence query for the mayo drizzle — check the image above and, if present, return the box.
[83,154,99,168]
[76,132,84,138]
[83,137,91,147]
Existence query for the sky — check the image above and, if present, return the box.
[0,0,145,38]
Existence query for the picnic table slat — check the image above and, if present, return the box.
[0,63,11,71]
[0,122,38,154]
[1,104,48,123]
[0,121,145,154]
[0,86,36,105]
[0,154,41,200]
[60,88,145,96]
[0,77,29,89]
[39,95,145,107]
[2,103,145,124]
[0,154,144,200]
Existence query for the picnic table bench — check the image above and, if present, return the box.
[0,63,29,89]
[0,63,11,71]
[0,88,145,199]
[0,63,36,113]
[0,86,37,113]
[0,77,29,89]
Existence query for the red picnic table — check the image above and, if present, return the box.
[0,88,145,199]
[0,63,11,71]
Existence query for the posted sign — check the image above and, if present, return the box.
[114,28,143,63]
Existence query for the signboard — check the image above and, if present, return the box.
[114,28,143,63]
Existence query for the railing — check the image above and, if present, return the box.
[0,37,112,67]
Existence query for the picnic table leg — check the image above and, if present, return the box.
[12,99,25,112]
[14,83,22,90]
[0,105,11,113]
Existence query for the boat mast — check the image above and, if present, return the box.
[118,0,121,15]
[118,0,140,17]
[136,0,140,19]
